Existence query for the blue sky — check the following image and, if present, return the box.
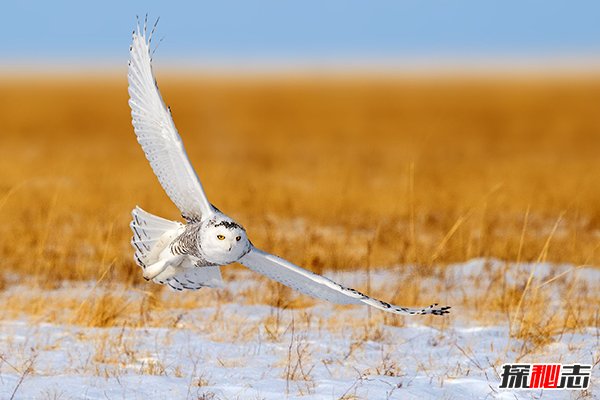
[1,1,599,64]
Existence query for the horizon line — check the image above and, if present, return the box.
[2,54,600,79]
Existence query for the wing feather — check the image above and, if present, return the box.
[128,24,213,220]
[239,247,450,316]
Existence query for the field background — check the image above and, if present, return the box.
[1,72,600,399]
[2,73,600,283]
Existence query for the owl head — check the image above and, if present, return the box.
[200,215,250,264]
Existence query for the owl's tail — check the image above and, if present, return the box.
[130,206,182,269]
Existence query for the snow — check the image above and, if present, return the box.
[1,260,598,399]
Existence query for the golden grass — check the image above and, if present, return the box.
[2,74,600,281]
[0,72,599,344]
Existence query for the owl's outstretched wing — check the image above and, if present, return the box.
[239,247,451,316]
[128,22,213,221]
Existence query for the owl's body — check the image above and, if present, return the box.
[127,19,451,316]
[131,207,250,290]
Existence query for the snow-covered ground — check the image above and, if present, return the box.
[1,260,598,399]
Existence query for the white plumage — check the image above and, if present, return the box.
[127,21,450,316]
[131,206,224,290]
[128,28,213,220]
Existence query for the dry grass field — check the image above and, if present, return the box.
[0,73,599,330]
[2,73,600,280]
[1,72,600,398]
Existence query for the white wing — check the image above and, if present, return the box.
[239,247,450,316]
[128,23,213,221]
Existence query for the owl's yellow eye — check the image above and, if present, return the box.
[217,234,225,240]
[236,236,241,241]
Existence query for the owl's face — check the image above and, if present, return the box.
[200,217,249,264]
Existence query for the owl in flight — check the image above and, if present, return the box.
[128,21,450,316]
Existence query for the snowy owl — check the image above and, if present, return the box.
[127,22,450,316]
